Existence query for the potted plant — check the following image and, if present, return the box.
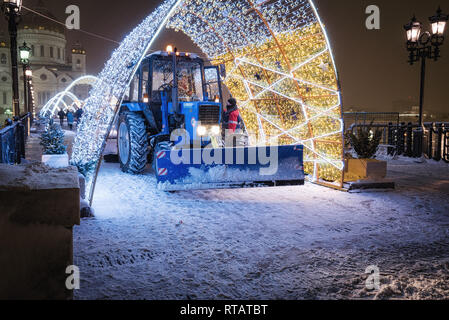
[344,124,387,181]
[40,120,69,168]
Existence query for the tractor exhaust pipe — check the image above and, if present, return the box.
[172,47,180,115]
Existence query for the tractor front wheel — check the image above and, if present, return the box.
[118,112,148,174]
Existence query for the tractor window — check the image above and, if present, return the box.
[142,63,149,99]
[152,59,173,92]
[152,59,203,102]
[176,61,203,102]
[128,73,139,101]
[205,67,221,102]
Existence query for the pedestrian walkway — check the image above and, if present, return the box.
[25,133,43,162]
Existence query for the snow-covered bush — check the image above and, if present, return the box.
[346,123,382,159]
[40,120,67,155]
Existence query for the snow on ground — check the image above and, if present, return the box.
[73,158,449,300]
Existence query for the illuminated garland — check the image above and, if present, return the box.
[72,0,183,200]
[40,91,83,117]
[40,75,100,118]
[71,0,344,202]
[167,0,344,183]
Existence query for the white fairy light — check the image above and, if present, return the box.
[72,0,344,202]
[40,75,100,117]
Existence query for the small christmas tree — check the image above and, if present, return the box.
[40,120,67,155]
[346,123,382,159]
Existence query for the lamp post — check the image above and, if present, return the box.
[25,68,32,117]
[1,0,23,118]
[19,41,30,114]
[404,7,447,156]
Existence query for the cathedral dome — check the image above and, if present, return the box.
[19,0,66,35]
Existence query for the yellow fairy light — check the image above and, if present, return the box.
[71,0,345,204]
[167,0,344,185]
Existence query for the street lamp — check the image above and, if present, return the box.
[19,41,30,63]
[403,7,447,157]
[1,0,22,13]
[1,0,23,117]
[19,42,30,115]
[25,69,33,117]
[404,16,422,43]
[430,7,448,36]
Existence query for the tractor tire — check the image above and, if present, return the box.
[118,112,148,174]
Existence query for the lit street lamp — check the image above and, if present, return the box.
[25,69,33,118]
[404,7,447,156]
[1,0,23,117]
[19,41,29,63]
[430,7,448,36]
[19,42,31,115]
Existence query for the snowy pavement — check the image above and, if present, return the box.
[73,158,449,300]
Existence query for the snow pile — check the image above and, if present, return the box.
[0,162,78,191]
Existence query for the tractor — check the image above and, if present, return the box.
[116,46,305,191]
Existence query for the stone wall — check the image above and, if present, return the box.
[0,162,80,300]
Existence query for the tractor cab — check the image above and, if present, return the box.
[122,47,223,148]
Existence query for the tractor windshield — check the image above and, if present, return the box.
[152,59,204,102]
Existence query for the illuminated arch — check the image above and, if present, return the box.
[72,0,344,202]
[40,75,100,117]
[40,91,83,117]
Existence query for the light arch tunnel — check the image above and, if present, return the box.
[71,0,344,202]
[40,75,100,118]
[41,91,82,117]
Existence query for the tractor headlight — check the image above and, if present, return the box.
[210,125,220,136]
[197,125,207,136]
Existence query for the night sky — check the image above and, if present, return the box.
[2,0,448,114]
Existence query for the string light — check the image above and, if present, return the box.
[167,0,344,183]
[40,91,82,117]
[40,75,100,117]
[71,0,344,203]
[72,0,183,201]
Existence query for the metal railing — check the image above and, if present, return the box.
[424,123,449,162]
[343,112,400,131]
[0,113,32,164]
[346,120,449,162]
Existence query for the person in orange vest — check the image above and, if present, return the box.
[223,98,242,133]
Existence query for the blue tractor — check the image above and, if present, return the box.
[117,47,305,191]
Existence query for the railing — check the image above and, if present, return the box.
[343,112,400,131]
[0,113,32,164]
[346,121,449,162]
[425,123,449,162]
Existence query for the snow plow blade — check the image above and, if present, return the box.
[155,145,304,191]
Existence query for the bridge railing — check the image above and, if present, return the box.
[345,121,449,163]
[0,113,32,164]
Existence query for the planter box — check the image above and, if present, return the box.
[42,153,69,168]
[344,159,387,182]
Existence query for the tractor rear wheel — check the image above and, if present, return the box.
[118,112,148,174]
